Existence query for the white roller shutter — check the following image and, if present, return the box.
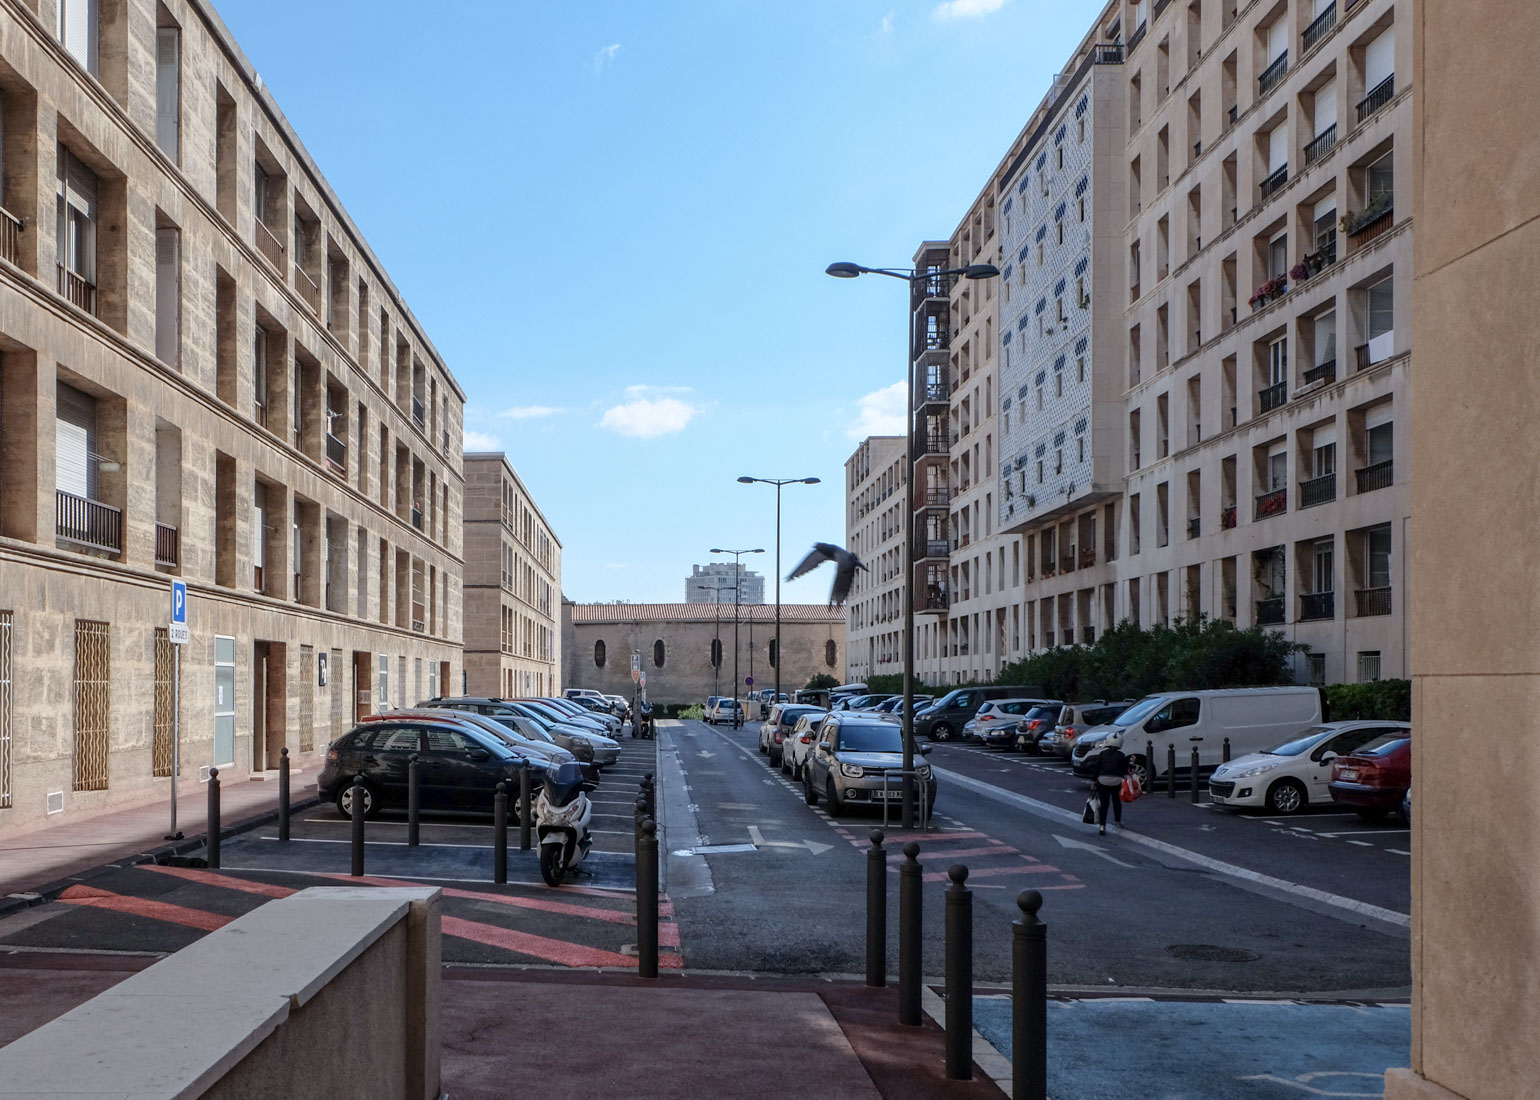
[1364,402,1394,429]
[1267,19,1288,63]
[155,29,179,161]
[1269,125,1289,172]
[253,485,266,570]
[154,227,179,366]
[60,0,98,75]
[1314,79,1337,133]
[1365,30,1394,88]
[55,384,95,499]
[1314,196,1337,224]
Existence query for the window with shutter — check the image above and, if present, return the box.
[155,227,179,366]
[59,0,99,76]
[55,383,96,499]
[56,148,98,283]
[1365,31,1393,89]
[155,29,180,162]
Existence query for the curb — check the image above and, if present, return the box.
[0,796,321,920]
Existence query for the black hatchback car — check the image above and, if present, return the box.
[319,717,533,819]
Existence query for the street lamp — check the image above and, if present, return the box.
[710,547,764,709]
[825,258,999,828]
[737,476,821,708]
[695,582,736,698]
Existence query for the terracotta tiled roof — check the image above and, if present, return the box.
[569,603,845,625]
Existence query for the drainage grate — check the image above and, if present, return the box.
[1165,944,1261,963]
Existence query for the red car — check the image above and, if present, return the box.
[1328,731,1412,821]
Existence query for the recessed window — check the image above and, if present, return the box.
[825,640,837,667]
[653,639,666,668]
[594,640,606,668]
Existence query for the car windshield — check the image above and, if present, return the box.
[1356,734,1411,756]
[778,707,816,727]
[836,724,904,753]
[1264,726,1332,756]
[1024,706,1058,722]
[1109,696,1166,727]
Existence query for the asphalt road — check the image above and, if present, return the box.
[662,719,1410,996]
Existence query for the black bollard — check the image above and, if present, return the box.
[635,797,649,839]
[1167,743,1177,799]
[494,782,509,884]
[206,767,221,869]
[1145,740,1155,789]
[637,818,660,978]
[350,774,365,877]
[277,745,289,838]
[866,829,887,988]
[1223,736,1231,763]
[1013,890,1047,1100]
[898,841,923,1026]
[1191,747,1201,803]
[944,865,974,1080]
[519,762,532,852]
[407,753,420,848]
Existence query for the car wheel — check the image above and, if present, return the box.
[1265,778,1307,815]
[759,739,767,755]
[804,772,818,806]
[769,747,781,767]
[780,755,792,775]
[825,780,845,817]
[1127,756,1151,789]
[1356,807,1388,822]
[336,782,377,820]
[1397,794,1411,829]
[931,722,954,742]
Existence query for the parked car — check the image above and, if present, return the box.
[538,696,622,735]
[602,694,631,718]
[1399,787,1411,829]
[1068,687,1323,787]
[564,688,605,703]
[706,698,744,725]
[1013,703,1066,754]
[422,697,619,768]
[803,714,937,817]
[515,698,616,738]
[1208,721,1412,814]
[1048,701,1136,759]
[914,685,1041,741]
[321,716,537,819]
[964,699,1052,748]
[760,704,824,762]
[1329,732,1413,821]
[364,708,577,776]
[704,696,722,716]
[782,712,830,779]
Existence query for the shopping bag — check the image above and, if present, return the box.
[1120,775,1143,802]
[1082,797,1097,824]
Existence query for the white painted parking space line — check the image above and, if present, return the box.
[1386,849,1411,856]
[1346,841,1374,847]
[1314,829,1409,837]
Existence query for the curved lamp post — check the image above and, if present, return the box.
[710,547,764,708]
[737,476,821,708]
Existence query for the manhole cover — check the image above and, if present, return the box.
[1164,944,1260,962]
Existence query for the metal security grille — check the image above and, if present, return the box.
[330,648,344,739]
[298,646,314,753]
[0,611,12,809]
[152,628,177,777]
[73,620,110,792]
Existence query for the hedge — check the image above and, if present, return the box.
[1320,680,1411,722]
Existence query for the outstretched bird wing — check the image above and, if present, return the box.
[828,550,866,607]
[786,543,838,582]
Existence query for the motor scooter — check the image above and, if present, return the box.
[535,761,595,887]
[632,702,655,740]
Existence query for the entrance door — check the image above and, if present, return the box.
[254,640,287,770]
[252,642,267,771]
[353,651,372,722]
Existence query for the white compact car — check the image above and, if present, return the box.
[781,713,829,780]
[1207,720,1412,814]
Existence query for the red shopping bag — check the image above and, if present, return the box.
[1120,775,1143,802]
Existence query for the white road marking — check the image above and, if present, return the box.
[1386,849,1411,856]
[1346,841,1374,847]
[1054,834,1139,868]
[1314,829,1409,838]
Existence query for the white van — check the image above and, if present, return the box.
[1071,687,1321,786]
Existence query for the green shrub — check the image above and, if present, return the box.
[804,673,838,691]
[677,704,705,720]
[1321,680,1411,722]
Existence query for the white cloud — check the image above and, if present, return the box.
[932,0,1007,20]
[463,429,501,451]
[847,381,907,439]
[499,405,561,420]
[593,43,621,72]
[600,397,698,439]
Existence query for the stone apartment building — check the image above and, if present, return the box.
[0,0,465,836]
[843,434,904,683]
[848,0,1410,688]
[462,453,560,698]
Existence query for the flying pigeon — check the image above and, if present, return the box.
[787,542,868,607]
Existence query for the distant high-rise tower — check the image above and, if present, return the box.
[686,563,766,604]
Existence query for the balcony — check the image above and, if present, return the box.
[1303,124,1338,166]
[1258,52,1289,97]
[918,434,948,456]
[1127,21,1147,54]
[1356,458,1393,493]
[412,601,426,633]
[1303,360,1337,386]
[56,490,121,554]
[1255,487,1288,520]
[1079,546,1096,569]
[0,207,20,265]
[917,538,950,561]
[294,263,321,314]
[1355,586,1392,617]
[1153,0,1171,18]
[1299,473,1337,508]
[154,522,179,567]
[254,217,285,269]
[1059,555,1076,574]
[1259,380,1288,413]
[412,395,426,428]
[56,265,96,315]
[1348,204,1394,248]
[325,432,347,474]
[1221,505,1237,530]
[1300,591,1335,621]
[1356,75,1395,124]
[1302,2,1337,52]
[1256,597,1286,626]
[921,328,951,352]
[920,592,951,613]
[1259,165,1289,202]
[411,503,424,530]
[1187,517,1201,539]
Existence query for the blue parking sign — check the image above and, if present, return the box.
[169,580,189,645]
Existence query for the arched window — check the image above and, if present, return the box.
[593,640,606,669]
[825,640,837,668]
[768,639,778,668]
[653,639,666,668]
[710,639,723,668]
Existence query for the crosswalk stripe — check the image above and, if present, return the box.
[58,885,232,932]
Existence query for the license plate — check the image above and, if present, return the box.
[1210,794,1226,804]
[1338,768,1358,780]
[874,789,904,800]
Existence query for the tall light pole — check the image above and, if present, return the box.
[710,548,763,708]
[738,476,821,708]
[825,259,999,828]
[695,581,735,698]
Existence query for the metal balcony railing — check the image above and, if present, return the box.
[1256,597,1286,625]
[917,538,950,560]
[411,505,424,530]
[1259,164,1289,202]
[1300,473,1337,508]
[1304,124,1338,166]
[1300,591,1335,621]
[1080,546,1096,568]
[154,522,179,567]
[1350,206,1394,248]
[1259,380,1288,413]
[1258,52,1289,96]
[1255,486,1288,520]
[1356,459,1393,494]
[1127,22,1147,54]
[921,592,951,612]
[412,395,426,428]
[1221,505,1237,530]
[1302,2,1337,51]
[57,490,121,553]
[57,265,96,315]
[1081,626,1097,645]
[254,217,285,268]
[1303,360,1337,386]
[1355,587,1392,617]
[920,487,951,508]
[1356,75,1395,123]
[325,432,346,473]
[294,264,321,313]
[412,602,426,632]
[1059,556,1076,574]
[0,207,20,266]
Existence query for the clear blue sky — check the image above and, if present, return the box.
[214,0,1092,604]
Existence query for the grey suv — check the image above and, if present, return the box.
[1044,701,1134,759]
[802,714,937,817]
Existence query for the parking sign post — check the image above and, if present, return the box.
[166,580,188,841]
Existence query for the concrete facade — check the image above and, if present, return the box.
[843,434,904,682]
[0,0,464,837]
[562,602,845,708]
[685,562,764,605]
[461,452,561,699]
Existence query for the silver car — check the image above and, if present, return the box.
[803,714,937,818]
[780,711,830,779]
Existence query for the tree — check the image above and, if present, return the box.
[804,673,838,691]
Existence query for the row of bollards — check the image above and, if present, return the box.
[866,830,1049,1096]
[634,771,660,978]
[1144,738,1226,798]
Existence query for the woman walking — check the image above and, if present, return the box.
[1093,740,1132,835]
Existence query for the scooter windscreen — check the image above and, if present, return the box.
[543,761,587,805]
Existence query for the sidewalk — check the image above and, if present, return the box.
[0,775,318,909]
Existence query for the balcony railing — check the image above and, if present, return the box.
[56,490,121,553]
[1044,631,1056,648]
[919,434,948,456]
[154,522,179,567]
[1255,486,1288,519]
[922,328,951,352]
[1256,597,1286,626]
[1300,591,1335,621]
[1259,380,1287,413]
[1127,21,1147,54]
[0,207,20,266]
[1258,51,1289,96]
[325,432,347,473]
[254,217,285,268]
[294,263,321,313]
[1300,472,1337,508]
[1059,556,1076,574]
[1259,164,1289,202]
[412,602,426,633]
[1080,546,1096,568]
[1303,124,1338,166]
[1356,75,1395,123]
[56,265,96,315]
[1303,360,1337,386]
[921,592,951,612]
[411,395,426,429]
[1302,2,1337,51]
[1356,458,1393,494]
[411,504,424,530]
[918,538,950,560]
[1153,0,1171,18]
[1221,505,1237,530]
[920,487,951,508]
[1355,586,1392,617]
[1349,206,1394,249]
[1186,517,1201,539]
